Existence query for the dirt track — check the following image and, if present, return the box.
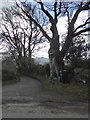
[2,76,88,118]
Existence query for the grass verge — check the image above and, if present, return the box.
[2,73,20,86]
[29,73,88,101]
[2,78,20,86]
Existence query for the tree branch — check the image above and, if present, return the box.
[2,24,16,45]
[57,1,62,16]
[36,1,54,23]
[17,3,52,41]
[54,1,58,22]
[71,1,90,27]
[74,17,90,32]
[74,27,90,37]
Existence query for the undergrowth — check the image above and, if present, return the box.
[30,73,88,101]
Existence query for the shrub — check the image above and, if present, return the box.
[29,62,50,77]
[2,56,19,82]
[71,58,88,69]
[2,69,17,81]
[88,59,90,69]
[30,63,45,75]
[2,57,17,73]
[74,68,89,82]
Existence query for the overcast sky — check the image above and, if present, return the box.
[0,0,14,9]
[0,0,84,9]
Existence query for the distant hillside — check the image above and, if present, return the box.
[34,57,49,65]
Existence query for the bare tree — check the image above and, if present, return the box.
[17,0,90,80]
[61,1,90,58]
[0,4,44,71]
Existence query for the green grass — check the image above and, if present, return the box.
[43,79,88,99]
[30,73,88,101]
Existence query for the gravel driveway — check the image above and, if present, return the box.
[2,76,88,118]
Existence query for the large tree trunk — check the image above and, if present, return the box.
[48,35,64,80]
[48,49,64,80]
[16,51,22,70]
[61,24,74,59]
[48,22,65,80]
